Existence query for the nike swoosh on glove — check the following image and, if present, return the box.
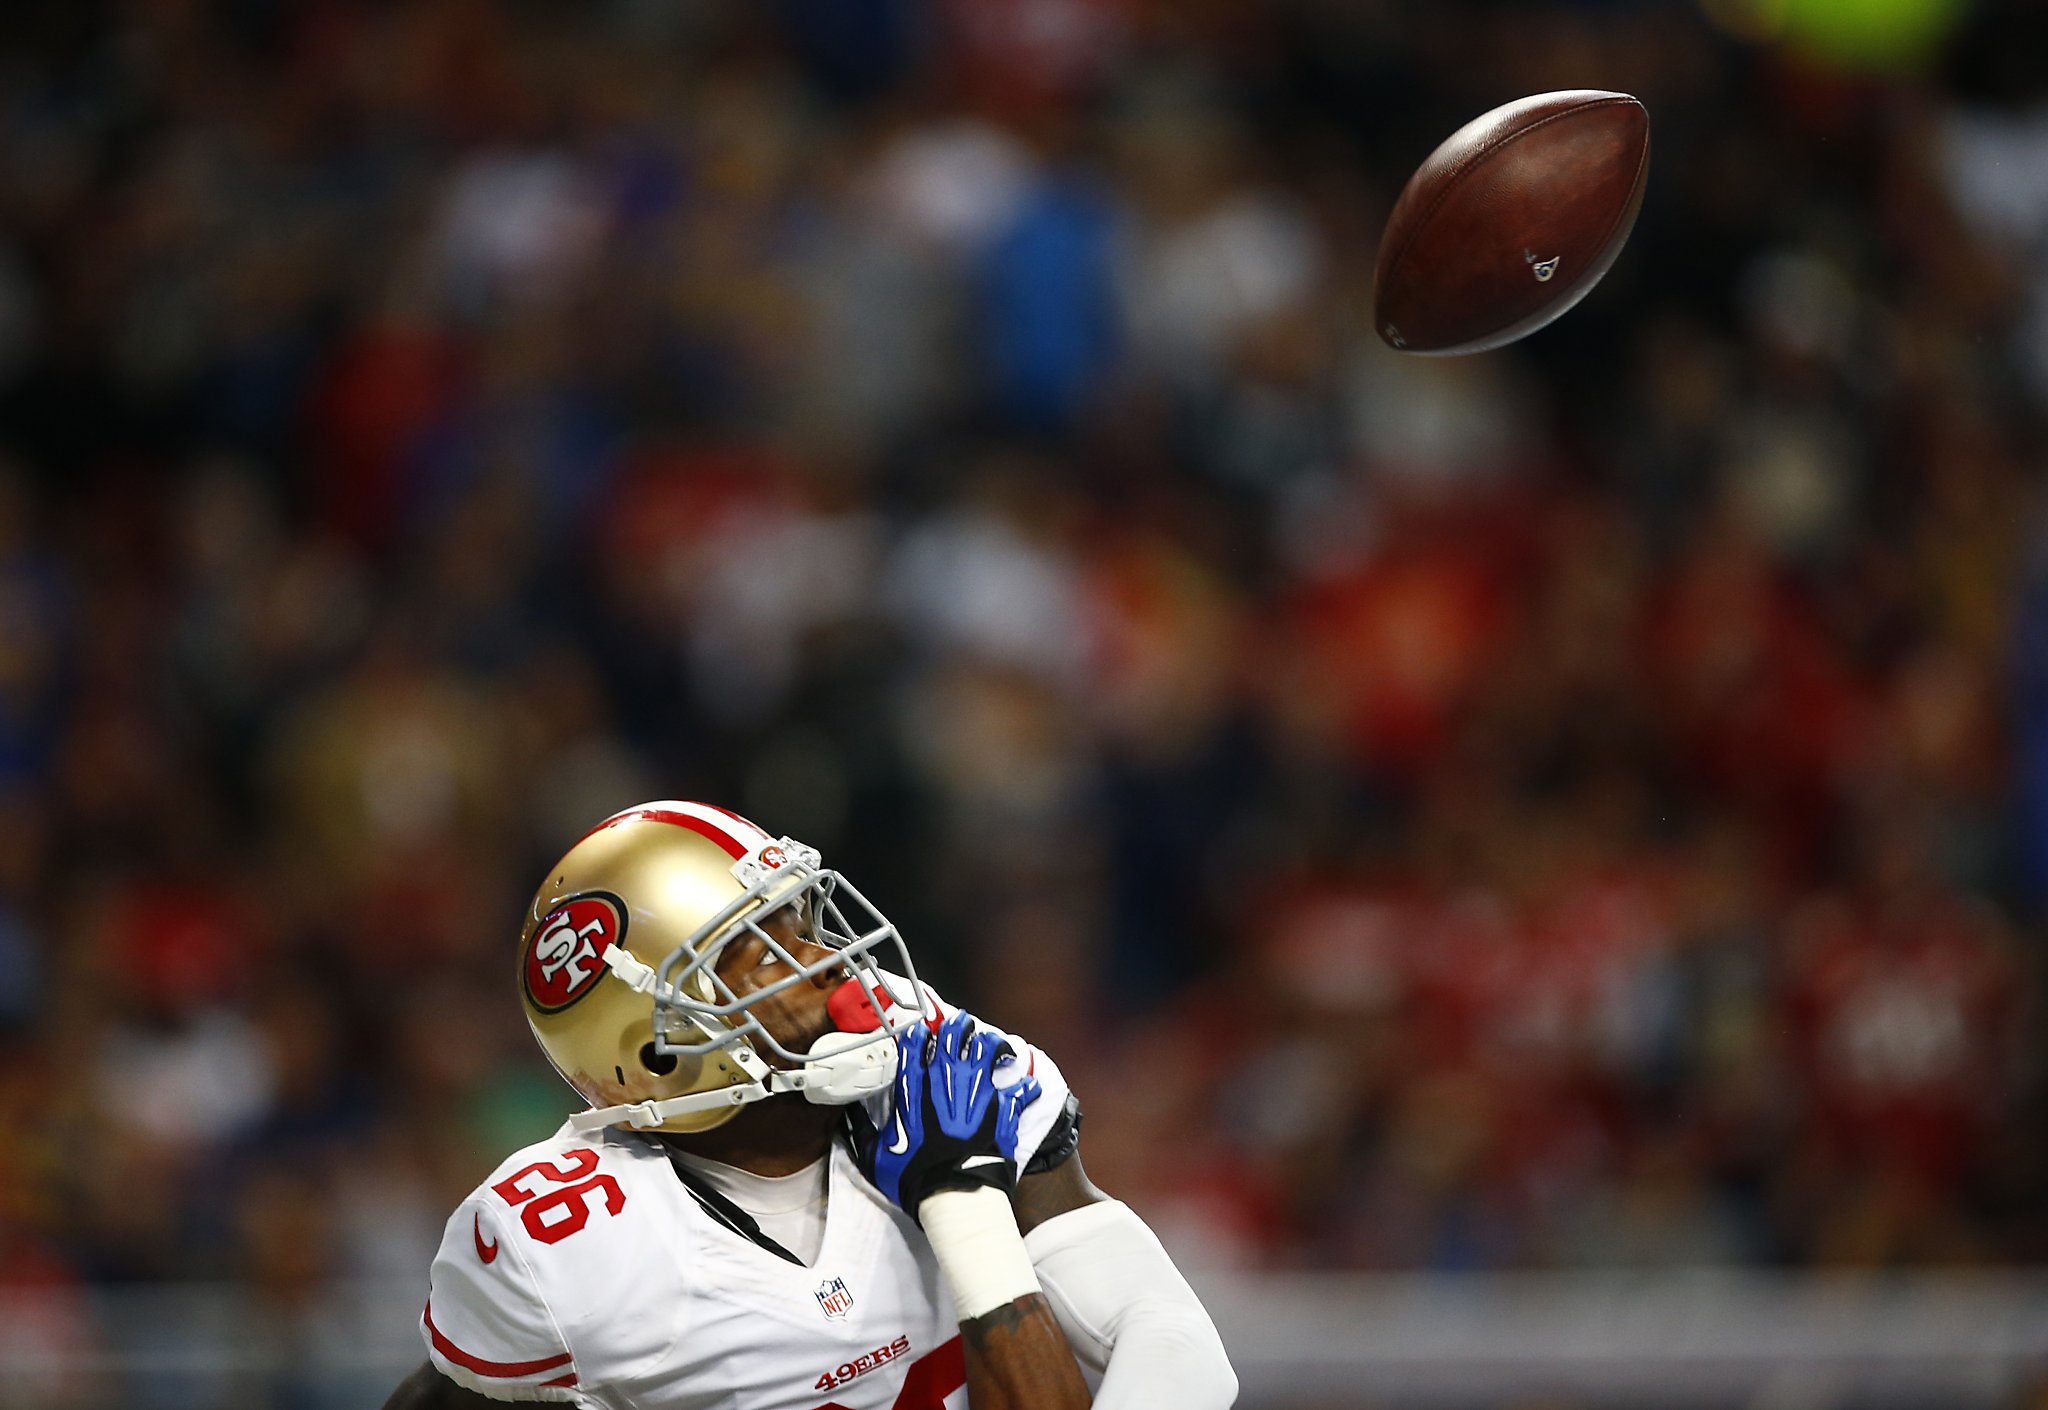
[850,1008,1043,1221]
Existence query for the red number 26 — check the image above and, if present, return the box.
[491,1148,626,1245]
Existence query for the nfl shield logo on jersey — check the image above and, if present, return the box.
[815,1276,854,1321]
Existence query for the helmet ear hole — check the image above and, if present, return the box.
[639,1042,679,1077]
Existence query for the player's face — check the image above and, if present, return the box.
[712,903,845,1067]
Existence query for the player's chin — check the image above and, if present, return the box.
[757,1026,832,1071]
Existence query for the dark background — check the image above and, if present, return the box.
[1,0,2047,1404]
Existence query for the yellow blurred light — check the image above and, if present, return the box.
[1701,0,1967,70]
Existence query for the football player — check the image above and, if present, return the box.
[381,801,1237,1410]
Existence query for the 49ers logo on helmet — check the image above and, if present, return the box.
[523,892,626,1013]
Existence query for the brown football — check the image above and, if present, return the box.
[1373,90,1650,356]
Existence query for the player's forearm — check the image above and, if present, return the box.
[960,1293,1093,1410]
[922,1186,1091,1408]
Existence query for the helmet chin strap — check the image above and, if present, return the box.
[775,1028,900,1103]
[577,939,921,1134]
[567,1025,901,1133]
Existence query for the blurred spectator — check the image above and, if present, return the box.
[0,0,2041,1335]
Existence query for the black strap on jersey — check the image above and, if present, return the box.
[659,1145,806,1267]
[657,1092,1081,1262]
[1023,1092,1084,1177]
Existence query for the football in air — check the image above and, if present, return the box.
[1373,89,1650,356]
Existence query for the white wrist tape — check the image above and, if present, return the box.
[918,1186,1041,1321]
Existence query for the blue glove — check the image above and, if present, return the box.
[852,1009,1043,1220]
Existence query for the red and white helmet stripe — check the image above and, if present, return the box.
[577,801,772,861]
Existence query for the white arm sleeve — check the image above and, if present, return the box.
[1023,1199,1239,1409]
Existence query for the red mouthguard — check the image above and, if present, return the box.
[828,978,890,1033]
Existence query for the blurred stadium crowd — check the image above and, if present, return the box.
[2,0,2048,1358]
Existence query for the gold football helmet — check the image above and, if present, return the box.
[519,801,927,1134]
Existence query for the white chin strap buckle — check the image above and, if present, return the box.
[776,1031,898,1106]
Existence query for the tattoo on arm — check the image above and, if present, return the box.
[959,1292,1092,1410]
[961,1295,1038,1350]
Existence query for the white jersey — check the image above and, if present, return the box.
[420,1026,1072,1409]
